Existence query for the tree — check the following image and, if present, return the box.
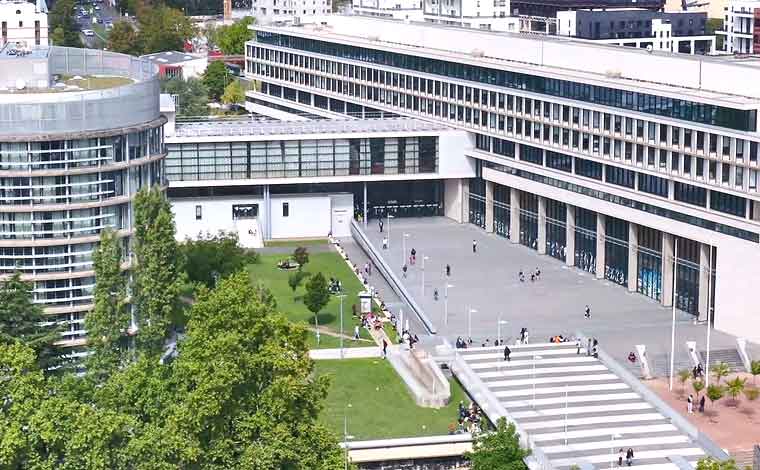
[465,417,531,470]
[203,60,231,101]
[696,457,739,470]
[49,0,83,47]
[303,272,330,330]
[137,5,196,54]
[288,270,308,294]
[293,246,310,269]
[705,19,724,50]
[161,77,209,117]
[133,186,181,356]
[744,386,759,403]
[0,272,62,371]
[692,379,705,397]
[179,230,258,289]
[107,20,142,55]
[725,377,746,406]
[221,80,245,106]
[677,369,691,396]
[750,360,760,385]
[215,16,254,55]
[86,228,130,381]
[711,362,731,384]
[706,384,724,410]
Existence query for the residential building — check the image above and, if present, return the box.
[717,0,760,54]
[245,15,760,345]
[140,51,208,80]
[510,0,664,18]
[0,0,48,48]
[421,0,516,31]
[352,0,425,21]
[251,0,332,24]
[557,9,715,54]
[0,46,166,357]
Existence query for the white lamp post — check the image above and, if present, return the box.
[421,255,430,296]
[387,213,394,248]
[402,233,410,267]
[444,283,455,326]
[343,403,354,470]
[337,294,347,359]
[705,246,713,388]
[468,307,477,341]
[497,316,508,345]
[532,354,543,408]
[669,238,679,392]
[610,433,622,469]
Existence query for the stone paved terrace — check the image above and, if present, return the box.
[358,217,759,365]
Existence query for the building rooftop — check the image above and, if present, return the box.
[171,116,451,138]
[253,16,760,106]
[141,51,204,65]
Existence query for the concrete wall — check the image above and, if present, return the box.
[270,195,332,239]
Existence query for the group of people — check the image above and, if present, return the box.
[456,401,484,434]
[327,277,343,294]
[687,392,707,414]
[518,267,541,283]
[618,448,635,467]
[401,329,420,350]
[692,363,705,379]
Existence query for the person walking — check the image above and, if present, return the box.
[382,237,388,249]
[433,288,439,300]
[687,394,694,413]
[575,337,582,355]
[584,305,591,319]
[446,264,451,277]
[410,247,416,265]
[472,239,477,253]
[379,219,384,233]
[382,338,388,358]
[699,395,706,413]
[618,448,624,467]
[503,345,511,362]
[626,448,634,466]
[586,338,592,356]
[354,325,360,340]
[402,264,408,278]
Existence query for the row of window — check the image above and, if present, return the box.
[250,35,757,131]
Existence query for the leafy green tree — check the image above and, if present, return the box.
[137,5,196,54]
[677,368,691,396]
[725,377,746,405]
[744,386,759,402]
[161,77,209,117]
[203,60,230,101]
[465,417,531,470]
[706,384,724,409]
[692,379,705,397]
[288,270,308,295]
[221,79,245,106]
[696,457,738,470]
[179,230,258,289]
[107,20,142,55]
[293,246,310,269]
[304,272,330,322]
[49,0,83,47]
[750,359,760,385]
[215,16,254,55]
[167,272,344,468]
[133,186,181,356]
[86,228,130,381]
[0,272,62,371]
[711,361,731,384]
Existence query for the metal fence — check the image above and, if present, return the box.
[0,47,160,136]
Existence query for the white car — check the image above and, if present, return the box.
[82,29,95,37]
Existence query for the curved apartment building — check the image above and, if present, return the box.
[0,46,166,356]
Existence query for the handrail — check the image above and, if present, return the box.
[350,219,436,334]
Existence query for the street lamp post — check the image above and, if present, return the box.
[669,238,679,392]
[468,307,477,341]
[532,354,543,408]
[610,433,622,469]
[444,283,454,326]
[402,233,410,267]
[343,403,354,470]
[338,294,347,359]
[705,246,713,388]
[387,213,394,248]
[421,255,429,296]
[564,384,569,446]
[497,316,508,345]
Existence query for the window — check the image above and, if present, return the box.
[710,190,746,217]
[638,174,668,197]
[605,165,635,188]
[195,205,202,220]
[673,182,707,207]
[575,157,602,180]
[282,202,289,217]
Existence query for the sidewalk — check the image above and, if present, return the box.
[309,347,383,360]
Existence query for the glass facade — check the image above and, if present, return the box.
[494,183,510,238]
[519,191,539,249]
[469,177,486,229]
[575,207,597,274]
[252,33,757,131]
[545,198,567,262]
[637,226,663,301]
[604,216,629,286]
[675,237,701,315]
[166,136,438,182]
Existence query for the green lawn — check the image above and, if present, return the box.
[315,359,468,440]
[248,252,374,347]
[264,239,329,247]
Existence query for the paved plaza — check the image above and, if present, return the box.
[360,217,758,365]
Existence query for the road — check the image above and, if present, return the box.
[76,0,124,49]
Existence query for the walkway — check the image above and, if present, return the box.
[309,347,382,360]
[457,342,707,469]
[360,217,757,363]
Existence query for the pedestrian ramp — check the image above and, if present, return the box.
[453,343,708,470]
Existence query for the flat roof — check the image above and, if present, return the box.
[140,51,203,65]
[172,117,451,138]
[253,16,760,107]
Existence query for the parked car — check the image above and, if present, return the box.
[82,29,95,37]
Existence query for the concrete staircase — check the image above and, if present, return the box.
[699,349,745,372]
[456,342,706,470]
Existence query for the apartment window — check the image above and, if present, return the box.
[575,157,602,180]
[710,190,746,217]
[638,174,668,197]
[673,182,707,207]
[605,165,635,188]
[195,205,202,220]
[282,202,289,217]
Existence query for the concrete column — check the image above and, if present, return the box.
[537,196,547,255]
[509,188,520,243]
[462,181,470,224]
[485,181,494,233]
[363,181,368,228]
[628,222,638,293]
[444,178,465,223]
[698,243,711,322]
[662,233,675,307]
[595,213,606,279]
[263,184,271,240]
[565,205,576,267]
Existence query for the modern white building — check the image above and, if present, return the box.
[251,0,332,24]
[717,0,760,54]
[0,0,48,48]
[140,51,208,80]
[351,0,518,31]
[245,15,760,345]
[352,0,425,21]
